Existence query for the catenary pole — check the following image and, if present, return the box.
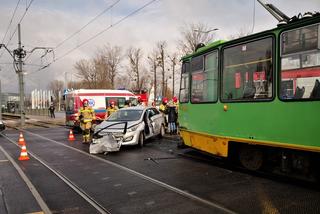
[0,80,2,120]
[17,24,25,126]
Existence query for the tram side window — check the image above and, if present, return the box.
[222,38,273,101]
[280,24,320,100]
[179,61,190,103]
[191,52,218,103]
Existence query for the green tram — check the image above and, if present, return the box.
[178,13,320,178]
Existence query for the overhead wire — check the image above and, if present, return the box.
[25,0,120,67]
[1,0,22,46]
[54,0,121,50]
[55,0,158,62]
[0,0,35,59]
[29,0,159,75]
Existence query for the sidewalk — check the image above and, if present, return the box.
[2,112,65,127]
[26,112,65,125]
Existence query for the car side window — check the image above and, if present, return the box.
[151,108,160,115]
[148,109,155,119]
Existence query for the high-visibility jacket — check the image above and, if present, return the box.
[79,107,95,123]
[159,104,167,113]
[107,106,118,117]
[173,101,179,113]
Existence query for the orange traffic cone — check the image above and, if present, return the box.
[18,144,30,161]
[18,132,26,146]
[68,129,75,141]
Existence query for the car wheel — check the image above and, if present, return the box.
[158,124,165,139]
[138,132,144,148]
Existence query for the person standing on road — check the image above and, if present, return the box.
[172,96,179,112]
[172,96,179,133]
[159,97,168,129]
[167,101,178,134]
[78,99,96,143]
[49,103,55,118]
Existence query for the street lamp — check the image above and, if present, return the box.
[194,28,219,33]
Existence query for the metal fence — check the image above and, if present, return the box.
[25,108,50,116]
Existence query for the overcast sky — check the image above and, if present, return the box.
[0,0,319,93]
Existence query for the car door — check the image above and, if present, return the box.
[144,109,153,138]
[149,108,162,135]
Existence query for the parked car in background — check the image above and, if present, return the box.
[93,106,165,147]
[0,120,5,132]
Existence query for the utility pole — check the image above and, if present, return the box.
[158,44,165,97]
[148,55,158,104]
[168,54,177,97]
[0,24,53,126]
[153,60,157,103]
[0,80,2,121]
[17,24,25,126]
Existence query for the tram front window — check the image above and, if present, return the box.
[280,24,320,100]
[222,37,273,101]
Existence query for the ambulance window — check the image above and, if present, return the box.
[66,97,74,111]
[117,98,126,108]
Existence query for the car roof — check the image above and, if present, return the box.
[119,106,149,111]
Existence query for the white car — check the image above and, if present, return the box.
[93,106,165,147]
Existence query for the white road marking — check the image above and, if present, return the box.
[145,201,155,206]
[128,191,137,196]
[0,141,52,214]
[101,177,110,181]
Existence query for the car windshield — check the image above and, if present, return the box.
[107,109,143,121]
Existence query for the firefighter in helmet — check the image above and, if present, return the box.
[159,97,168,113]
[78,99,95,143]
[106,101,118,117]
[159,97,168,128]
[172,96,179,115]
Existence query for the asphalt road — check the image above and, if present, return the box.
[0,126,319,214]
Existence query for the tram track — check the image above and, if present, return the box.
[2,127,236,214]
[0,132,111,214]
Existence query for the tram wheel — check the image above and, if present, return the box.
[239,145,264,171]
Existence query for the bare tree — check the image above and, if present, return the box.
[156,41,167,97]
[167,52,179,98]
[228,26,252,40]
[178,22,216,55]
[74,59,98,89]
[93,54,110,89]
[115,74,132,90]
[127,47,143,91]
[47,80,64,103]
[147,49,159,101]
[139,68,152,91]
[103,45,122,89]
